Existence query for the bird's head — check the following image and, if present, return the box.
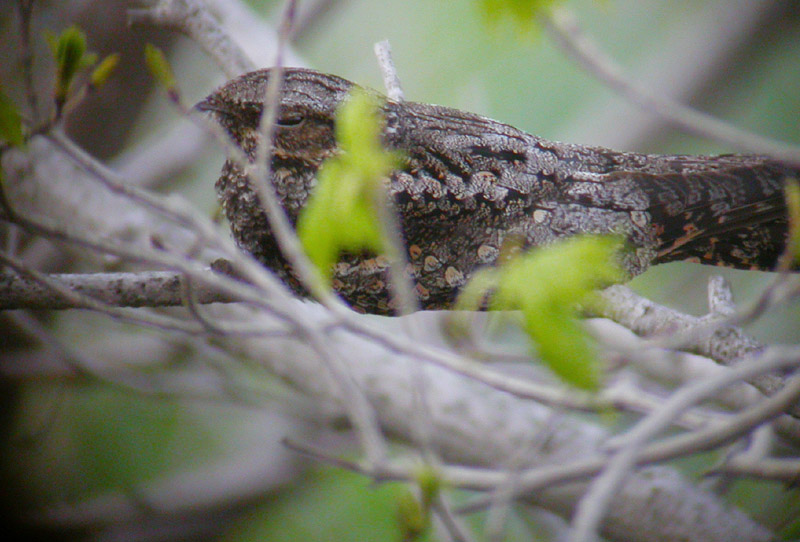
[195,67,354,166]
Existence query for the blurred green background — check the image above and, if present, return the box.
[2,0,799,540]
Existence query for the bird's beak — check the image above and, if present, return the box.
[193,94,221,116]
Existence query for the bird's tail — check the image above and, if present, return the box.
[635,158,796,271]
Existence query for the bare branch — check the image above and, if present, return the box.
[0,269,227,310]
[543,6,800,167]
[571,348,800,542]
[713,457,800,484]
[366,41,420,316]
[374,39,405,101]
[598,282,800,418]
[15,0,40,122]
[223,303,781,542]
[129,0,255,78]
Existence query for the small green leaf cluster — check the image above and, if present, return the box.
[47,25,96,107]
[460,235,624,390]
[46,25,118,114]
[0,25,120,147]
[297,89,402,284]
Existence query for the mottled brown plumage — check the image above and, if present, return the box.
[197,68,796,314]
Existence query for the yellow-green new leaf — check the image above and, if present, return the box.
[492,235,624,390]
[49,26,92,106]
[297,159,385,282]
[297,89,402,284]
[522,309,600,390]
[414,465,441,512]
[454,267,499,312]
[90,53,120,89]
[784,178,800,267]
[144,44,179,102]
[478,0,565,32]
[394,487,430,541]
[0,85,24,147]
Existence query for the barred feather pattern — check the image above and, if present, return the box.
[198,68,796,314]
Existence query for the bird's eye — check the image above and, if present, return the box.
[277,112,304,127]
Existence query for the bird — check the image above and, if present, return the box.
[196,67,796,315]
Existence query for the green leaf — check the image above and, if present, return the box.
[395,466,440,541]
[297,89,402,284]
[522,309,600,389]
[785,178,800,268]
[90,53,120,89]
[221,468,434,542]
[0,85,24,146]
[144,43,179,102]
[454,267,500,312]
[49,25,90,106]
[486,235,624,390]
[414,465,441,511]
[395,488,429,541]
[477,0,565,32]
[445,267,501,343]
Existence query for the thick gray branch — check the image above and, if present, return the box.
[224,303,774,542]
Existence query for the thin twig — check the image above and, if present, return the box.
[45,126,313,313]
[367,42,438,469]
[457,349,799,522]
[569,350,800,542]
[601,276,800,418]
[371,40,418,316]
[711,457,800,484]
[542,7,800,167]
[0,252,207,334]
[0,262,748,429]
[15,0,39,123]
[432,494,476,542]
[46,129,220,242]
[374,40,404,102]
[0,269,226,310]
[237,0,388,465]
[239,2,341,310]
[0,171,332,342]
[128,0,255,78]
